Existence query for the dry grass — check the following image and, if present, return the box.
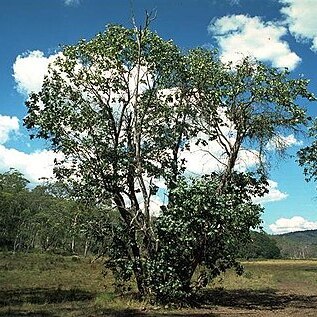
[1,254,317,316]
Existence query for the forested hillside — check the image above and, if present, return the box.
[273,230,317,259]
[240,230,317,260]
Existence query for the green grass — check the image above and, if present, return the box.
[1,254,317,316]
[209,259,317,295]
[0,252,109,316]
[0,252,105,292]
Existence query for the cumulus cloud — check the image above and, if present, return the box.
[183,145,260,176]
[13,50,58,95]
[270,216,317,234]
[208,14,301,70]
[0,114,56,185]
[253,179,288,205]
[180,128,261,177]
[0,145,58,185]
[0,115,19,144]
[180,136,224,176]
[266,134,303,151]
[178,131,287,204]
[281,0,317,51]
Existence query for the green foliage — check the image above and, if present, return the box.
[0,169,31,250]
[298,118,317,182]
[23,19,315,304]
[239,231,281,259]
[144,173,263,303]
[0,168,29,192]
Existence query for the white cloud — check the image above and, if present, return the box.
[0,114,56,185]
[281,0,317,51]
[183,144,260,176]
[13,50,58,95]
[64,0,80,6]
[180,135,224,176]
[235,149,260,172]
[179,131,286,205]
[0,145,58,185]
[253,179,288,204]
[181,128,260,177]
[139,195,165,217]
[270,216,317,234]
[0,115,19,144]
[266,134,303,151]
[208,14,301,70]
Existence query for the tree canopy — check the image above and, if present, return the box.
[298,119,317,183]
[24,19,315,303]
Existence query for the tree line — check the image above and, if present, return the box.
[0,169,113,256]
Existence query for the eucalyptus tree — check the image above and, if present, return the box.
[0,170,86,253]
[0,169,30,251]
[26,184,76,252]
[24,18,315,302]
[25,20,194,297]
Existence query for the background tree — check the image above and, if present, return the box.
[24,19,315,303]
[26,184,76,252]
[0,169,30,251]
[239,231,281,259]
[0,169,100,254]
[298,119,317,183]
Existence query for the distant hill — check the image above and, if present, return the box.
[272,229,317,259]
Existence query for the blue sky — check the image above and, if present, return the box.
[1,0,317,234]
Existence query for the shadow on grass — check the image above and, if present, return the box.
[0,308,217,317]
[0,311,54,317]
[1,287,317,316]
[108,311,217,317]
[198,288,317,311]
[0,287,94,307]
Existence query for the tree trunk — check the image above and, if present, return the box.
[84,238,89,257]
[71,236,75,254]
[114,194,146,296]
[217,132,243,193]
[13,235,19,253]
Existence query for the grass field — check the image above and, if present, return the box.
[1,253,317,316]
